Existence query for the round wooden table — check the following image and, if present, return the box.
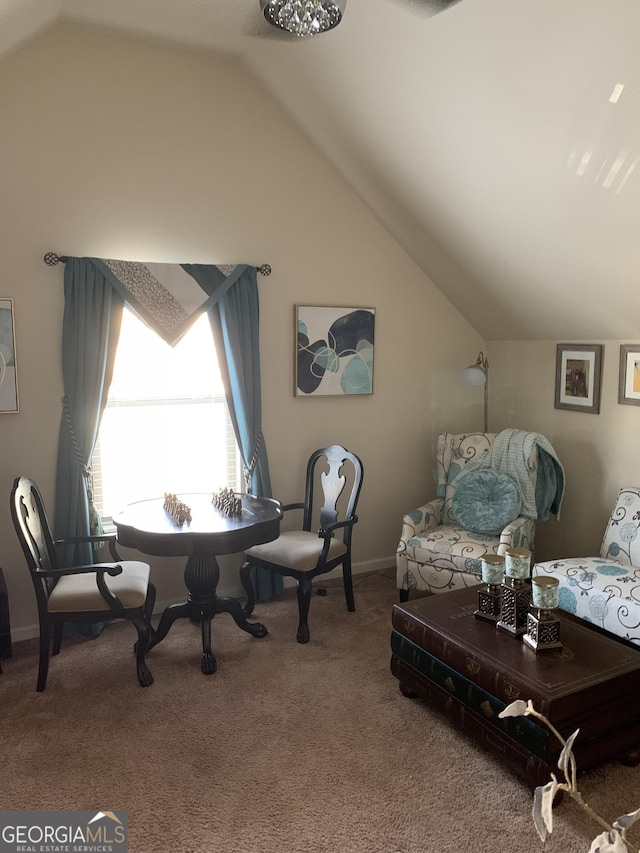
[114,493,282,674]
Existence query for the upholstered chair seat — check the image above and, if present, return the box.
[48,561,150,612]
[246,532,347,573]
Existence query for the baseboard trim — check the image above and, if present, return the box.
[9,556,398,644]
[280,555,395,589]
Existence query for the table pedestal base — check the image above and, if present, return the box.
[147,552,268,674]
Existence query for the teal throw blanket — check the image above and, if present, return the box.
[453,429,565,522]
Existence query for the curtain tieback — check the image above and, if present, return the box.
[62,396,101,533]
[244,427,264,492]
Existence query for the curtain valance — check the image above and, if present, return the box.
[87,258,253,346]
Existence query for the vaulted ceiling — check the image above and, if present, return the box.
[3,0,639,341]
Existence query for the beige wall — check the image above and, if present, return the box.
[489,340,640,562]
[4,25,625,644]
[0,23,484,639]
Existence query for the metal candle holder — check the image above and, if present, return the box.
[475,554,505,623]
[523,576,562,652]
[497,547,532,636]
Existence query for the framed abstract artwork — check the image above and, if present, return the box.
[295,305,375,396]
[618,344,640,406]
[554,343,603,414]
[0,298,18,413]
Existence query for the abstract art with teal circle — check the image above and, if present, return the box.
[296,307,374,396]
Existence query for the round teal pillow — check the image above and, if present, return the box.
[451,469,522,535]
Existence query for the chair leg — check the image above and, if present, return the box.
[144,582,156,624]
[342,559,355,612]
[37,622,52,692]
[240,560,256,616]
[295,577,312,644]
[52,622,63,655]
[399,589,410,603]
[131,617,153,687]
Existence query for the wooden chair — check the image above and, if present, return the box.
[240,445,363,643]
[10,476,156,691]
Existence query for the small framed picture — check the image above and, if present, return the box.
[295,305,375,396]
[554,343,603,414]
[618,344,640,406]
[0,298,18,413]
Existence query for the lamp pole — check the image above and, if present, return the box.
[483,357,489,432]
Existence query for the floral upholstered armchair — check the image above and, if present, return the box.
[534,486,640,645]
[397,431,564,599]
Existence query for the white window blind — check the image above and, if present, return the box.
[93,307,242,520]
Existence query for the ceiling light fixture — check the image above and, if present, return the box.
[260,0,347,37]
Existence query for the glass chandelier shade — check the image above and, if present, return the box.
[260,0,347,37]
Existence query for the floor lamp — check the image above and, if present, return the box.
[461,352,489,432]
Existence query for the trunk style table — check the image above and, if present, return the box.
[114,493,282,675]
[391,586,640,787]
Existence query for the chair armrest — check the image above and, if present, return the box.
[501,515,532,535]
[56,532,122,561]
[37,563,123,579]
[281,502,305,513]
[318,517,358,538]
[399,499,442,541]
[56,533,117,543]
[314,518,358,564]
[498,516,535,554]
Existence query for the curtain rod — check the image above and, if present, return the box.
[43,252,272,277]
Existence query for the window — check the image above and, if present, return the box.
[93,307,242,520]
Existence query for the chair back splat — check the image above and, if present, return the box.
[12,478,59,602]
[10,476,156,691]
[241,445,363,644]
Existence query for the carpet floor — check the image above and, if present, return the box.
[0,568,638,852]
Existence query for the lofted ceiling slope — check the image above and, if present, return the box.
[3,0,639,341]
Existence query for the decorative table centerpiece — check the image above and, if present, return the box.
[523,576,562,652]
[474,554,505,623]
[497,546,532,636]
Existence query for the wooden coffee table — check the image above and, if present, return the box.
[391,586,640,787]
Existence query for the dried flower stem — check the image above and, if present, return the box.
[527,706,637,852]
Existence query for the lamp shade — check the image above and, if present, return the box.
[461,364,487,386]
[461,351,489,432]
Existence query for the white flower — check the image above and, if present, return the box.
[495,700,640,853]
[557,728,580,776]
[498,699,530,718]
[588,829,627,852]
[613,806,640,832]
[532,777,558,842]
